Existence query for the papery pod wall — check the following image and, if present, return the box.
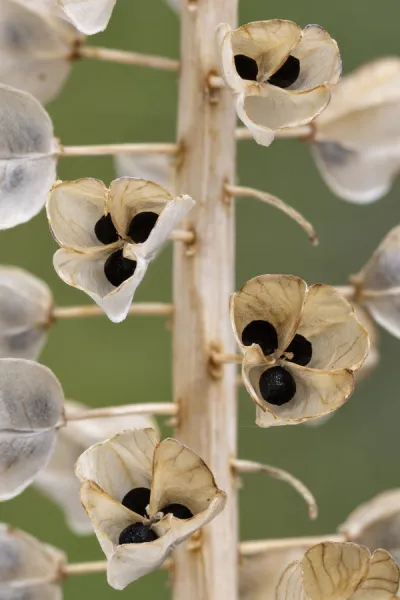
[1,0,400,599]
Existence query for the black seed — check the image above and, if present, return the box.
[234,54,258,81]
[104,249,137,287]
[161,503,193,520]
[268,55,300,89]
[241,320,278,356]
[259,366,296,406]
[94,214,119,245]
[128,212,159,243]
[121,488,151,517]
[118,523,158,545]
[286,334,312,366]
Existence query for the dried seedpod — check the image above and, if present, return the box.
[340,490,400,565]
[351,226,400,339]
[0,0,83,104]
[231,274,369,426]
[216,20,341,147]
[75,428,227,589]
[0,84,57,230]
[0,359,65,500]
[239,539,310,600]
[312,57,400,203]
[114,154,175,192]
[0,523,65,600]
[35,400,156,535]
[0,266,53,360]
[47,177,194,322]
[276,541,400,599]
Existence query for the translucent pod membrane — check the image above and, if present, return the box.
[0,524,65,599]
[311,57,400,203]
[0,84,57,229]
[0,0,81,103]
[0,359,64,501]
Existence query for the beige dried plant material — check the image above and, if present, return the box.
[47,177,195,322]
[312,57,400,203]
[353,226,400,339]
[35,400,156,535]
[217,20,341,146]
[0,524,65,600]
[0,359,65,500]
[0,0,82,103]
[0,84,57,230]
[0,266,52,360]
[341,490,400,565]
[231,274,369,426]
[276,541,400,599]
[75,428,226,589]
[240,539,310,600]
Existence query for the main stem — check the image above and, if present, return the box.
[173,1,238,600]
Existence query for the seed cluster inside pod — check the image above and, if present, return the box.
[241,318,313,405]
[119,485,194,545]
[93,210,160,287]
[234,54,301,88]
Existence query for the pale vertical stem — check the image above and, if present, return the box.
[173,1,238,599]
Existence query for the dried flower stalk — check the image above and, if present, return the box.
[172,1,238,598]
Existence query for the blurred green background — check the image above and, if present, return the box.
[1,0,400,597]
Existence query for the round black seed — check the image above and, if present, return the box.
[268,55,300,89]
[286,334,312,366]
[259,366,296,406]
[234,54,258,81]
[94,213,119,245]
[104,249,137,287]
[118,523,158,545]
[241,320,278,356]
[121,488,151,517]
[161,503,193,520]
[128,211,159,244]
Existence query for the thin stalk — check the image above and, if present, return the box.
[211,351,243,365]
[62,557,172,578]
[65,403,177,422]
[226,185,318,246]
[361,286,400,298]
[232,459,318,520]
[173,0,238,598]
[78,45,179,72]
[59,143,178,158]
[62,561,108,577]
[53,302,174,320]
[236,125,313,141]
[240,534,346,556]
[170,229,195,243]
